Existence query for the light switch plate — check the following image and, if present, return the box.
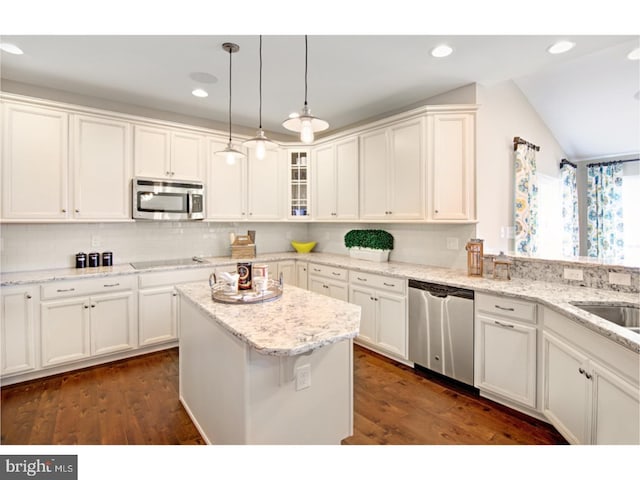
[563,268,584,281]
[609,272,631,286]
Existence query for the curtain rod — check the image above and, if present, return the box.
[513,136,540,151]
[560,158,577,169]
[587,158,640,168]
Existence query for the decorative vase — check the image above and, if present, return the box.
[348,247,390,262]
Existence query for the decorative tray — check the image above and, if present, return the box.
[211,279,283,305]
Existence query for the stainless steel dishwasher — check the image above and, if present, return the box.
[408,279,474,386]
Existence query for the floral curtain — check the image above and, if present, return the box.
[586,163,624,259]
[514,144,538,255]
[560,162,579,257]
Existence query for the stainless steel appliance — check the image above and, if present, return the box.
[408,279,474,386]
[132,177,204,221]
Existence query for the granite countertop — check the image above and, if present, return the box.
[176,282,361,356]
[2,251,638,353]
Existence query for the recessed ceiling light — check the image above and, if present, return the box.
[191,88,208,98]
[189,72,218,84]
[0,43,24,55]
[431,45,453,58]
[628,47,640,60]
[547,41,575,54]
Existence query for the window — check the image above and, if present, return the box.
[622,168,640,264]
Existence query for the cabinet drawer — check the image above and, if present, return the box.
[138,267,212,289]
[307,263,348,281]
[41,276,136,300]
[475,293,536,324]
[350,271,406,295]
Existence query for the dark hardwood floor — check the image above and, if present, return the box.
[1,345,566,445]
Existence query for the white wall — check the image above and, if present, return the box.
[307,223,475,269]
[0,222,307,272]
[475,80,567,254]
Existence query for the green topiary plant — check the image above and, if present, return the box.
[344,229,394,251]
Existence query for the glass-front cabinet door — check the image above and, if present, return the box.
[288,149,310,219]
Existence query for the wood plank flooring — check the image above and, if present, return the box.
[1,345,566,445]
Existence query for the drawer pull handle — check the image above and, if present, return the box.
[313,268,321,272]
[332,272,341,276]
[103,283,120,288]
[494,305,515,312]
[56,288,75,293]
[357,277,367,281]
[494,320,515,329]
[383,282,395,287]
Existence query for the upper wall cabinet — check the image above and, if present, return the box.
[360,118,425,221]
[133,124,204,181]
[2,102,69,220]
[206,138,284,221]
[311,136,359,221]
[427,110,476,222]
[71,114,132,220]
[2,101,132,221]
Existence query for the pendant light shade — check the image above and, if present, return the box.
[216,42,246,165]
[282,35,328,144]
[244,36,278,160]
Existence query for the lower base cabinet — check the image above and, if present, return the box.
[1,285,37,376]
[474,294,538,410]
[41,291,136,367]
[542,307,640,445]
[308,263,349,302]
[138,286,178,346]
[349,271,407,360]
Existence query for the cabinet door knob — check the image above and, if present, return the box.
[91,304,96,308]
[25,294,32,299]
[435,210,439,214]
[75,209,80,213]
[84,305,89,309]
[578,367,585,375]
[61,209,67,213]
[166,171,171,176]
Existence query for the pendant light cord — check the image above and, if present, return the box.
[304,35,308,107]
[259,35,263,129]
[228,45,233,143]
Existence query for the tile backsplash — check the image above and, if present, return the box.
[0,222,308,272]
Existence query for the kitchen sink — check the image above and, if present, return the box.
[570,302,640,334]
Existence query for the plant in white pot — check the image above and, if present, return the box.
[344,229,394,262]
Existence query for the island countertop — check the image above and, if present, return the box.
[176,281,361,356]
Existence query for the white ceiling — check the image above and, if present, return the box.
[1,34,638,160]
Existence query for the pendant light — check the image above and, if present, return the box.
[282,35,328,143]
[243,36,278,160]
[216,42,245,165]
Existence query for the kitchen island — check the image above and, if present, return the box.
[176,281,361,445]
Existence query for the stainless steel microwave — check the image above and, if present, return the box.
[132,177,205,221]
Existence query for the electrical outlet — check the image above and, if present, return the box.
[446,238,459,250]
[295,364,311,391]
[563,268,584,281]
[91,235,101,248]
[609,272,631,286]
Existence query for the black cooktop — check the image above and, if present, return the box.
[130,257,208,270]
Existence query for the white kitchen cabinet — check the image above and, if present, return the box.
[138,267,212,346]
[296,262,308,289]
[474,293,538,409]
[1,285,37,376]
[206,139,283,221]
[138,286,178,346]
[359,118,425,221]
[277,260,296,286]
[427,110,476,221]
[40,278,137,367]
[71,114,132,220]
[311,137,358,220]
[287,149,311,219]
[308,263,349,302]
[134,124,204,180]
[40,296,90,367]
[542,307,640,445]
[2,101,133,221]
[2,102,69,219]
[349,271,407,360]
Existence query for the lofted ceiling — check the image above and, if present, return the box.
[1,34,638,161]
